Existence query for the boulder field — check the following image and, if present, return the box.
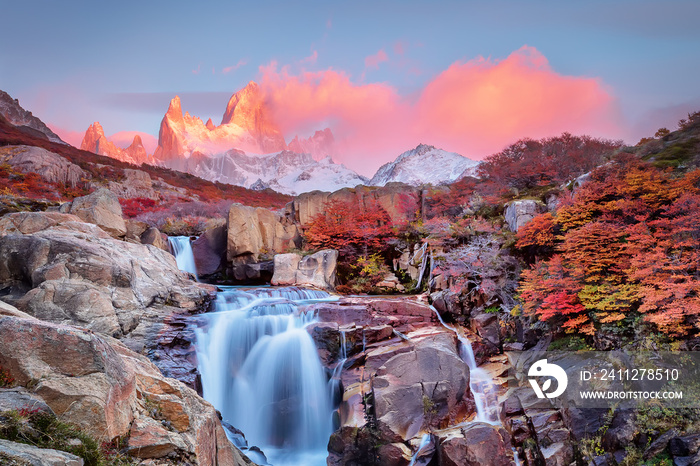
[0,209,253,465]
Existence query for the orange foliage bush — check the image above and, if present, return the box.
[517,154,700,337]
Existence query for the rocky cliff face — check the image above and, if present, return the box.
[221,81,287,153]
[289,183,422,226]
[0,90,64,143]
[0,210,255,464]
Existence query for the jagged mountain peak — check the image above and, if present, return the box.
[81,122,149,165]
[288,128,335,160]
[167,96,182,116]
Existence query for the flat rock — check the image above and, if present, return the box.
[0,439,84,466]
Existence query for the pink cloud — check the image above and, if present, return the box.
[47,124,84,147]
[413,45,622,156]
[300,50,319,65]
[192,64,201,75]
[258,45,622,176]
[393,41,406,56]
[364,49,389,69]
[223,59,248,74]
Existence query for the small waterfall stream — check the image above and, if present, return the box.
[168,236,198,280]
[431,306,524,464]
[194,287,338,466]
[430,306,500,423]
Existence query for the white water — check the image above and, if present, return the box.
[194,287,338,466]
[430,306,499,423]
[328,329,347,420]
[430,306,523,463]
[407,433,431,466]
[168,236,198,280]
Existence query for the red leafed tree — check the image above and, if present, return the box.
[304,198,393,258]
[627,193,700,335]
[515,212,557,260]
[517,152,700,337]
[560,221,637,325]
[519,255,592,334]
[478,133,621,193]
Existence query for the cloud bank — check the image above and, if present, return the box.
[259,46,621,175]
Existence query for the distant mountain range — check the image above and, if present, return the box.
[5,83,481,195]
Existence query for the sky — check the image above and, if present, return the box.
[2,0,700,176]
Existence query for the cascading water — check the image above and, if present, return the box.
[168,236,198,279]
[430,306,499,423]
[194,287,338,466]
[407,433,431,466]
[430,305,523,463]
[328,329,347,417]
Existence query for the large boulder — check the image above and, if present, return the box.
[0,145,86,186]
[371,333,471,442]
[67,188,127,237]
[104,168,159,200]
[271,249,338,290]
[140,226,169,251]
[227,204,299,267]
[0,317,136,439]
[0,315,255,465]
[504,200,544,232]
[192,219,227,277]
[437,423,513,466]
[0,212,211,348]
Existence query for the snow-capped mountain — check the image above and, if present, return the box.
[162,149,367,196]
[369,144,480,186]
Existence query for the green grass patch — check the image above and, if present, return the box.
[0,409,133,465]
[643,137,698,168]
[547,335,592,351]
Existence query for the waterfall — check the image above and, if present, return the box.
[407,433,431,466]
[194,287,338,466]
[168,236,198,280]
[430,306,500,423]
[328,329,347,415]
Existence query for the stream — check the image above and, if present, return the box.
[168,236,514,465]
